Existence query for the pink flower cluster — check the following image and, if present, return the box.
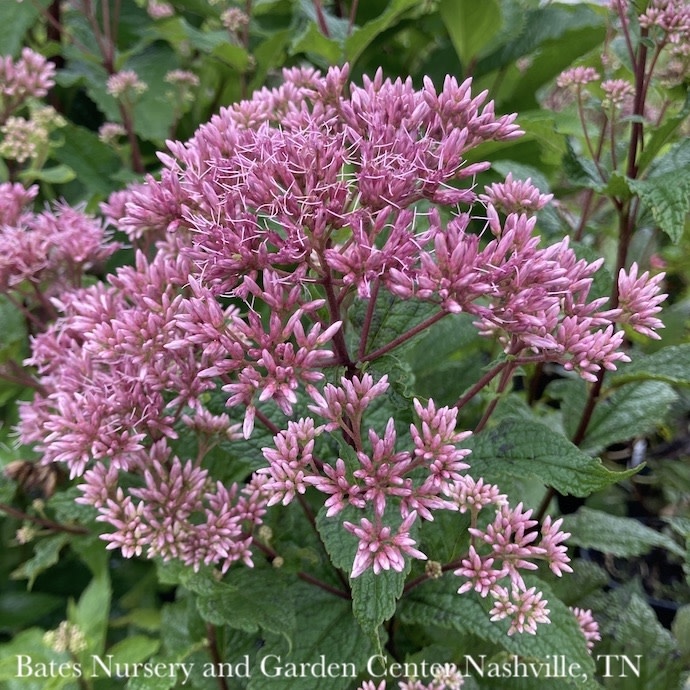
[0,48,55,121]
[455,507,570,635]
[16,66,665,621]
[0,198,117,297]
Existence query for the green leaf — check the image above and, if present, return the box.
[672,604,690,658]
[587,380,674,455]
[22,165,76,185]
[628,170,690,243]
[11,533,70,590]
[0,628,77,690]
[611,344,690,386]
[637,91,690,174]
[53,124,121,198]
[195,567,295,646]
[548,379,678,455]
[0,591,62,631]
[477,6,605,111]
[290,21,343,63]
[345,0,422,64]
[350,289,439,359]
[464,419,638,497]
[562,138,604,190]
[563,507,684,558]
[0,0,49,57]
[0,294,27,364]
[316,504,410,636]
[401,576,598,689]
[70,569,112,657]
[477,4,603,74]
[440,0,501,66]
[247,582,375,690]
[107,635,161,666]
[211,43,252,71]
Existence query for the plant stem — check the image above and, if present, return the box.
[403,559,463,595]
[474,361,515,434]
[454,359,510,411]
[313,0,331,37]
[357,278,379,360]
[297,495,351,593]
[0,503,89,535]
[348,0,359,34]
[321,261,356,373]
[360,310,446,363]
[254,408,279,436]
[297,571,350,599]
[206,624,229,690]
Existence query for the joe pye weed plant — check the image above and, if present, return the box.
[0,1,689,689]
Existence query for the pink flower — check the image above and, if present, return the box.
[556,67,600,88]
[489,584,551,635]
[0,48,55,116]
[455,545,506,597]
[343,511,426,578]
[571,607,601,651]
[539,516,572,576]
[479,173,553,213]
[617,262,666,338]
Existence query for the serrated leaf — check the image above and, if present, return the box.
[611,344,690,386]
[350,290,439,359]
[602,170,632,200]
[562,139,604,190]
[609,590,676,658]
[401,575,598,689]
[351,566,409,636]
[124,656,182,690]
[549,379,678,455]
[477,4,603,73]
[464,419,637,497]
[580,381,677,455]
[628,170,690,243]
[247,582,375,690]
[211,43,251,71]
[440,0,501,65]
[195,567,295,647]
[316,504,411,635]
[11,533,70,590]
[563,507,684,558]
[408,312,478,375]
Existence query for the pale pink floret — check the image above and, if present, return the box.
[479,173,553,213]
[571,607,601,652]
[344,511,426,578]
[556,66,600,88]
[455,545,506,597]
[539,516,573,576]
[617,262,666,339]
[489,584,551,635]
